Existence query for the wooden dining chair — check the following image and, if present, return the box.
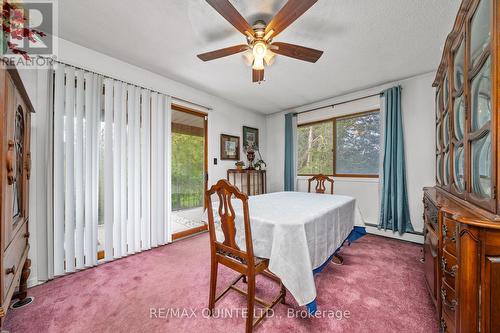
[307,174,334,194]
[307,174,343,265]
[206,179,286,333]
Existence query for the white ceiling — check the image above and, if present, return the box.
[58,0,461,114]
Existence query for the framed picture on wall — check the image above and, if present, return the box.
[243,126,259,149]
[220,134,240,160]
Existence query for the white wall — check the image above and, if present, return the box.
[266,112,286,192]
[266,72,436,243]
[20,38,267,286]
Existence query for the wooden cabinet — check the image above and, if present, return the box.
[227,169,266,196]
[426,0,500,331]
[423,188,500,333]
[484,254,500,332]
[423,196,439,307]
[435,0,498,212]
[0,64,34,325]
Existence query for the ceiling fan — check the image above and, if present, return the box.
[197,0,323,83]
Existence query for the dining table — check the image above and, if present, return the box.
[206,190,366,313]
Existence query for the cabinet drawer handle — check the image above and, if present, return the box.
[5,265,15,275]
[440,286,457,311]
[442,224,456,243]
[445,234,456,243]
[441,258,457,277]
[6,140,15,185]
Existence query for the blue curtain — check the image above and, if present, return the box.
[284,113,297,191]
[379,86,413,233]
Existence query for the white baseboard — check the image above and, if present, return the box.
[28,277,43,288]
[364,225,424,244]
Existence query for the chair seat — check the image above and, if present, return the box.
[216,248,267,266]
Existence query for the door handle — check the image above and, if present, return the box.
[5,265,15,275]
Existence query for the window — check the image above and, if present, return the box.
[297,111,381,177]
[297,121,333,175]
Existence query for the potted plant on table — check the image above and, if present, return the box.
[235,161,245,171]
[254,158,267,170]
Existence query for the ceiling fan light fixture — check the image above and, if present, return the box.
[252,57,264,70]
[252,41,267,70]
[252,41,267,59]
[242,50,254,66]
[199,0,323,82]
[264,50,276,66]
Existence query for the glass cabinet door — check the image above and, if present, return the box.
[435,87,443,186]
[471,57,491,131]
[443,74,449,110]
[465,0,495,211]
[451,32,466,196]
[471,133,492,198]
[442,111,450,187]
[435,91,439,120]
[433,0,496,211]
[437,154,443,185]
[454,145,465,193]
[436,122,442,150]
[470,0,491,67]
[454,96,465,140]
[435,89,442,151]
[469,57,492,199]
[443,113,449,147]
[454,41,465,92]
[12,106,25,221]
[443,151,450,186]
[452,96,466,194]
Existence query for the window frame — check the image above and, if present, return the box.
[297,109,381,178]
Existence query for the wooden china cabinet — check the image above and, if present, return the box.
[0,64,34,325]
[423,0,500,331]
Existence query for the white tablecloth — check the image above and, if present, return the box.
[206,191,361,306]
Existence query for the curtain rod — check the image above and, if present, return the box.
[294,85,403,115]
[295,92,383,115]
[48,58,213,111]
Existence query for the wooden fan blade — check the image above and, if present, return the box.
[197,44,248,61]
[265,0,318,39]
[252,69,264,83]
[206,0,254,36]
[272,42,323,63]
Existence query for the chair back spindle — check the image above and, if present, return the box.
[307,174,334,194]
[206,179,254,264]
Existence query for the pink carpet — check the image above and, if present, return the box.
[4,234,437,333]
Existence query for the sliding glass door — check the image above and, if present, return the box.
[171,105,208,239]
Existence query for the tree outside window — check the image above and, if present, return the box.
[297,111,380,177]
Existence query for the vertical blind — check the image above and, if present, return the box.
[52,64,171,276]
